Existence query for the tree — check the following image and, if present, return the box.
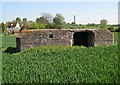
[36,13,52,25]
[15,17,22,26]
[36,18,40,23]
[71,22,75,25]
[36,17,48,24]
[0,23,1,30]
[27,21,34,26]
[41,13,53,23]
[23,18,27,26]
[100,19,107,28]
[46,23,54,29]
[1,22,6,32]
[53,13,65,29]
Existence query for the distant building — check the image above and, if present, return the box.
[7,22,21,34]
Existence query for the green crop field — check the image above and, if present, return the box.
[2,35,16,49]
[1,32,120,83]
[114,32,119,45]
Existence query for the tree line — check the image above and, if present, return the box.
[0,13,119,32]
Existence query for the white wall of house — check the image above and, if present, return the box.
[15,23,21,30]
[7,27,14,33]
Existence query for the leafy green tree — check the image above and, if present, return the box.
[53,13,65,29]
[46,23,54,29]
[5,21,11,27]
[15,17,22,26]
[0,23,2,32]
[36,13,52,25]
[1,22,6,32]
[27,21,34,26]
[71,22,76,29]
[71,22,75,25]
[23,18,27,26]
[36,17,48,24]
[100,19,107,28]
[36,18,40,23]
[41,13,53,23]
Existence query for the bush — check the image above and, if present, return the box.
[28,22,39,29]
[45,23,54,29]
[28,23,47,29]
[116,27,120,32]
[108,26,116,32]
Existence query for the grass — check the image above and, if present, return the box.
[113,32,119,45]
[2,34,16,50]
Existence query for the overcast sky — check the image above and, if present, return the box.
[1,0,119,24]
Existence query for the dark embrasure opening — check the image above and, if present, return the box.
[73,31,94,47]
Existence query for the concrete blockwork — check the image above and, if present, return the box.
[16,29,114,51]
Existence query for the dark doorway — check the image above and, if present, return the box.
[73,31,94,47]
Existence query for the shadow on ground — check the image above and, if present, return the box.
[4,47,17,54]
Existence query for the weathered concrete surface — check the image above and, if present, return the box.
[16,29,114,51]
